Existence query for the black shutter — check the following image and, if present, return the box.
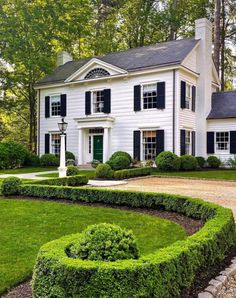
[60,94,67,117]
[180,129,186,155]
[133,130,141,161]
[192,131,196,156]
[207,132,215,154]
[230,131,236,154]
[181,81,186,109]
[192,86,196,112]
[45,96,50,118]
[45,134,50,154]
[85,91,91,115]
[156,82,165,109]
[103,89,111,114]
[134,85,141,111]
[156,130,164,156]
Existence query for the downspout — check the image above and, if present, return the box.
[173,69,176,153]
[37,89,40,156]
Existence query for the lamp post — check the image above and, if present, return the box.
[58,117,68,178]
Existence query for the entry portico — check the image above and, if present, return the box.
[75,116,114,164]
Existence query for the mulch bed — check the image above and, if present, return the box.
[2,196,234,297]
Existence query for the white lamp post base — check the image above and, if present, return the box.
[58,166,67,178]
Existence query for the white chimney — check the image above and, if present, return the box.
[56,51,73,67]
[195,18,213,157]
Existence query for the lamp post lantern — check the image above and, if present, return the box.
[58,117,68,178]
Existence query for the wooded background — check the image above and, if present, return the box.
[0,0,235,152]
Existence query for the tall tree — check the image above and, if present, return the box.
[213,0,221,74]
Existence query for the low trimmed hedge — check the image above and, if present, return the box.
[17,184,236,298]
[113,167,151,180]
[32,175,88,187]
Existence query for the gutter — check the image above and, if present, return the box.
[173,69,176,153]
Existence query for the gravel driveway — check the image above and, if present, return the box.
[109,176,236,219]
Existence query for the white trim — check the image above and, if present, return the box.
[65,58,127,83]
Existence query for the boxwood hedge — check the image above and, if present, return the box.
[31,175,88,187]
[17,184,236,298]
[113,167,151,180]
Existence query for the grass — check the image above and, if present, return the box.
[0,198,186,294]
[36,169,95,179]
[152,168,236,181]
[0,167,57,175]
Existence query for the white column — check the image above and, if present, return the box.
[103,127,109,162]
[58,134,67,178]
[78,128,83,165]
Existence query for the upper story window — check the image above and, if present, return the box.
[85,68,110,79]
[51,133,60,155]
[51,95,61,116]
[93,90,104,113]
[185,130,191,154]
[185,83,192,109]
[143,84,157,109]
[216,132,229,151]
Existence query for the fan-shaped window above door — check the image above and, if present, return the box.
[84,68,110,79]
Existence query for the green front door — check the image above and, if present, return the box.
[93,135,103,162]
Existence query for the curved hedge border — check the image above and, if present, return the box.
[31,175,88,186]
[18,185,236,298]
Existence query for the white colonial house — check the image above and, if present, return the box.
[35,18,236,165]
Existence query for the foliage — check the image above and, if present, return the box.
[66,165,79,176]
[66,223,139,261]
[110,151,132,163]
[91,160,101,168]
[113,167,151,180]
[0,141,29,169]
[32,175,88,187]
[180,155,198,171]
[155,151,181,171]
[0,198,181,295]
[196,156,206,168]
[65,151,75,160]
[24,152,40,167]
[27,185,236,298]
[227,155,236,168]
[107,156,130,171]
[95,163,114,179]
[1,177,22,195]
[40,154,60,167]
[66,159,76,166]
[207,156,221,168]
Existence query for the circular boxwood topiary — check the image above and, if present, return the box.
[1,177,22,196]
[155,151,180,171]
[95,163,114,179]
[110,151,132,163]
[66,223,140,261]
[66,151,75,160]
[196,156,205,168]
[66,165,79,176]
[207,156,221,168]
[107,156,130,171]
[40,154,60,167]
[180,155,198,171]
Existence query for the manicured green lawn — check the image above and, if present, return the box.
[0,167,57,175]
[0,198,186,294]
[152,169,236,181]
[36,169,96,179]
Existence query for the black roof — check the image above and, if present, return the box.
[37,38,199,86]
[207,91,236,119]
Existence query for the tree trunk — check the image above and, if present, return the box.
[213,0,221,74]
[169,0,178,40]
[221,0,225,90]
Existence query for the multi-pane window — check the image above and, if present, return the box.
[51,95,61,116]
[93,91,104,113]
[51,134,60,155]
[143,131,156,160]
[85,68,110,79]
[143,84,157,109]
[185,84,192,109]
[216,132,229,151]
[185,130,191,155]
